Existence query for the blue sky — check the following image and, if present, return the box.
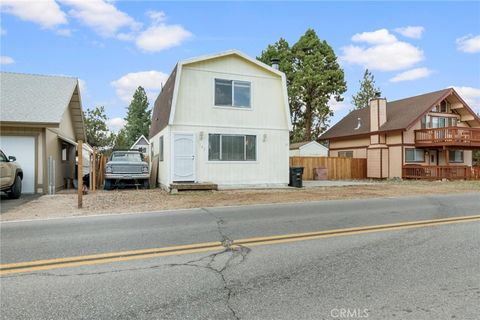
[1,1,479,132]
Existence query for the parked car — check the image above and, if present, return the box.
[104,150,149,190]
[0,149,23,199]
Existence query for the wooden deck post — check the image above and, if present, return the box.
[78,140,83,208]
[92,147,96,192]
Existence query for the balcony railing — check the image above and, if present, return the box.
[403,165,479,180]
[414,127,480,148]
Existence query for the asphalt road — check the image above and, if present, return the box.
[1,193,479,319]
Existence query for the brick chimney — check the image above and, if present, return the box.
[369,92,387,131]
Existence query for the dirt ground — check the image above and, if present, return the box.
[1,180,479,221]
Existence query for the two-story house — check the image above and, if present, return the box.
[149,50,291,190]
[320,88,480,180]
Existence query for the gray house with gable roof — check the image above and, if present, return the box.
[0,72,86,193]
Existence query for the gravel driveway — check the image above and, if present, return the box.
[1,180,478,222]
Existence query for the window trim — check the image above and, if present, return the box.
[207,133,257,163]
[213,78,253,110]
[405,148,425,163]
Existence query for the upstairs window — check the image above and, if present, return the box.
[440,100,450,113]
[214,79,251,108]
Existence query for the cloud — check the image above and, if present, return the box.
[394,26,425,39]
[1,0,67,29]
[329,97,349,113]
[135,25,192,52]
[146,10,166,24]
[60,0,141,37]
[56,28,72,37]
[450,86,480,113]
[111,70,169,103]
[341,29,424,71]
[134,11,192,52]
[106,117,126,133]
[456,34,480,53]
[351,29,397,44]
[0,56,15,65]
[0,27,6,35]
[389,67,432,82]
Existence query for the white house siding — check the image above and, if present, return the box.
[171,124,289,187]
[168,55,289,187]
[173,57,289,132]
[150,126,171,189]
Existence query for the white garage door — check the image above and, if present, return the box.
[0,136,35,193]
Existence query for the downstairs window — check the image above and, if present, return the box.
[448,150,464,163]
[405,148,425,162]
[208,134,256,161]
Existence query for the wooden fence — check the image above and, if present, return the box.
[289,156,367,180]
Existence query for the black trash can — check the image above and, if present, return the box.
[289,166,304,188]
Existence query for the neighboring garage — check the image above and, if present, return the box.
[0,72,86,194]
[0,136,35,193]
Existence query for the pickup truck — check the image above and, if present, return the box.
[104,150,149,190]
[0,149,23,199]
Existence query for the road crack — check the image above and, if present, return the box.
[195,207,251,320]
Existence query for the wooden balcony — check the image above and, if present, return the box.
[403,165,480,180]
[415,127,480,148]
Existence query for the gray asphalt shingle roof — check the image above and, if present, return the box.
[320,89,453,140]
[0,72,78,124]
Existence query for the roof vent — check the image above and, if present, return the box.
[354,117,362,130]
[271,58,280,70]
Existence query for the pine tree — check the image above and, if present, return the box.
[352,69,381,110]
[82,106,115,150]
[124,86,151,147]
[113,129,129,149]
[258,29,347,142]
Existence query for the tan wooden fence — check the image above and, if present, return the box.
[289,156,367,180]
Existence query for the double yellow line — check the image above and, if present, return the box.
[1,215,479,276]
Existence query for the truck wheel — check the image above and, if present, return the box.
[104,179,113,190]
[143,180,150,189]
[8,175,22,199]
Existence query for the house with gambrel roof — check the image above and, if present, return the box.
[149,50,291,190]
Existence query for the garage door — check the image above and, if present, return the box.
[0,136,35,193]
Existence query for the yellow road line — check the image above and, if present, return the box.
[1,215,479,275]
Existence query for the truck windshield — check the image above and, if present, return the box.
[111,152,143,162]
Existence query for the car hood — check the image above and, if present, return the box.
[106,161,148,166]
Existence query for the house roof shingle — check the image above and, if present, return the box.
[320,89,453,140]
[0,72,78,124]
[149,65,177,139]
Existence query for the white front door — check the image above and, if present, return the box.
[172,133,195,182]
